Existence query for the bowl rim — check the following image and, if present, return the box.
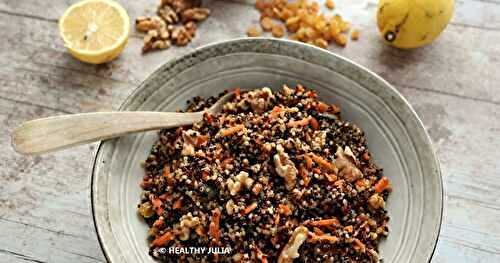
[90,37,443,263]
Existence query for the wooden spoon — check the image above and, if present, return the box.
[12,92,234,155]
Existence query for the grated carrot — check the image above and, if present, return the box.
[221,157,234,169]
[309,233,339,243]
[151,231,174,247]
[255,247,268,263]
[158,193,172,201]
[195,135,209,147]
[374,177,391,193]
[330,104,341,114]
[307,218,340,227]
[234,87,241,97]
[195,151,206,158]
[278,204,292,216]
[305,90,317,98]
[310,153,337,172]
[312,168,322,175]
[241,202,258,215]
[274,214,280,225]
[219,124,245,136]
[162,166,174,185]
[153,218,164,228]
[203,112,214,124]
[353,238,366,253]
[269,106,283,119]
[325,173,337,182]
[287,117,310,128]
[304,154,313,169]
[313,227,325,235]
[195,225,206,236]
[209,208,221,244]
[173,198,182,209]
[310,117,319,130]
[151,197,164,215]
[202,170,210,181]
[334,179,345,188]
[299,165,310,186]
[316,102,330,113]
[296,84,305,93]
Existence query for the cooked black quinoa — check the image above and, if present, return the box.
[138,85,391,263]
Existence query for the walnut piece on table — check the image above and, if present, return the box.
[135,0,209,52]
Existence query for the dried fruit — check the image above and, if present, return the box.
[325,0,335,10]
[334,34,347,47]
[351,29,360,40]
[248,0,356,48]
[260,17,274,31]
[138,202,155,218]
[247,25,262,37]
[272,24,286,38]
[314,38,328,48]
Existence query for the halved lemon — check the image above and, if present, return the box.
[59,0,130,64]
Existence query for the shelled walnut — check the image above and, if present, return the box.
[135,0,210,52]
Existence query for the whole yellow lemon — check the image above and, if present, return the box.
[377,0,454,49]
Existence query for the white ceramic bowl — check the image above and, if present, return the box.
[91,38,442,263]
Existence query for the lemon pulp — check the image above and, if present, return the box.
[59,0,130,64]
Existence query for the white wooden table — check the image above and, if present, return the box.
[1,0,499,262]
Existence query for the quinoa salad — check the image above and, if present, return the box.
[138,85,392,262]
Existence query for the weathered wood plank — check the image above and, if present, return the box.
[2,85,499,262]
[0,100,105,262]
[0,249,47,263]
[1,0,500,115]
[396,86,500,261]
[1,0,500,262]
[0,218,105,263]
[2,0,500,29]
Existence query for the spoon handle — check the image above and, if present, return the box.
[12,111,203,155]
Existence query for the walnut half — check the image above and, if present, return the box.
[278,226,309,263]
[181,8,210,23]
[274,144,298,190]
[335,146,363,182]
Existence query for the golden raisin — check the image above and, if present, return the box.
[325,0,335,10]
[260,17,274,31]
[272,24,285,38]
[334,34,347,47]
[280,8,293,20]
[351,29,360,41]
[328,20,340,38]
[247,25,262,37]
[255,0,269,11]
[314,38,328,49]
[340,21,351,33]
[261,8,274,18]
[286,16,300,32]
[250,0,355,48]
[309,2,320,13]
